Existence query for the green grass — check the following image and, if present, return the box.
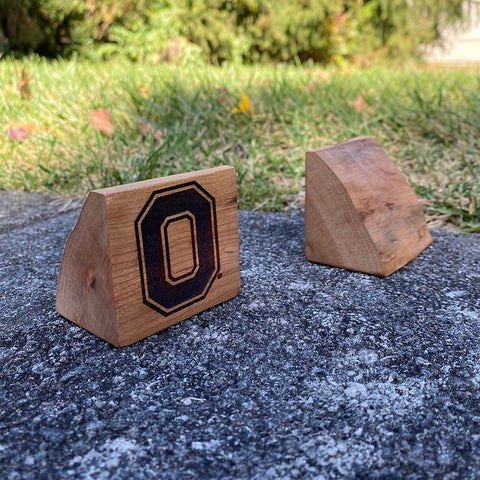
[1,57,479,232]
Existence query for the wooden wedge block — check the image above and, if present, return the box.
[56,166,240,346]
[305,137,432,276]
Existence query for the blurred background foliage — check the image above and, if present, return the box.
[0,0,478,65]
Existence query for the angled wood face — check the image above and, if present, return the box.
[56,192,118,345]
[305,150,383,275]
[305,137,432,276]
[56,166,240,346]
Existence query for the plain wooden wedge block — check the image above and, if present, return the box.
[305,137,432,276]
[56,166,240,346]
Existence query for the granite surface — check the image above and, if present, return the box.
[1,191,479,479]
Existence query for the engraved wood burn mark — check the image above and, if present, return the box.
[160,212,199,286]
[135,182,220,316]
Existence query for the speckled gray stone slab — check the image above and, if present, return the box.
[0,190,82,234]
[0,191,479,479]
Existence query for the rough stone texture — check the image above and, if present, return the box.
[0,191,479,479]
[0,190,82,234]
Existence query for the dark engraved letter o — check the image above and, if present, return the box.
[134,182,220,316]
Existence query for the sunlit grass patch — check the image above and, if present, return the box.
[0,58,479,232]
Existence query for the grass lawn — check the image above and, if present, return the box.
[1,57,479,232]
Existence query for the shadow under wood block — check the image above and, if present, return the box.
[305,137,432,277]
[56,166,240,347]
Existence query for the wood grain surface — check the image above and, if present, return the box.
[56,166,240,346]
[305,137,432,276]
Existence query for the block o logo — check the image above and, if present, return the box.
[135,181,220,316]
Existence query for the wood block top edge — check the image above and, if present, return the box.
[93,166,235,197]
[306,136,378,157]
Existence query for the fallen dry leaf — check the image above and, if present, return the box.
[138,119,164,145]
[315,69,331,82]
[303,83,316,93]
[18,69,31,100]
[349,94,373,114]
[232,92,254,115]
[218,88,238,113]
[233,143,249,159]
[5,127,30,142]
[10,122,38,133]
[138,85,149,97]
[91,109,114,137]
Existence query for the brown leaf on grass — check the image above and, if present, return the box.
[302,68,330,93]
[91,109,114,137]
[233,143,249,159]
[4,122,42,142]
[303,83,316,93]
[315,70,331,82]
[305,68,330,80]
[138,85,149,98]
[138,119,164,145]
[18,69,31,99]
[5,127,30,142]
[349,94,373,114]
[10,122,38,133]
[217,87,231,106]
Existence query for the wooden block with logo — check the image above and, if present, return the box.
[56,166,240,347]
[305,137,432,276]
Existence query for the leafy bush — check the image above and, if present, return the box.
[178,0,345,64]
[0,0,156,57]
[349,0,473,61]
[0,0,477,63]
[179,0,477,65]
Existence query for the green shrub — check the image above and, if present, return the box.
[178,0,345,64]
[178,0,477,64]
[0,0,156,57]
[348,0,474,61]
[0,0,477,63]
